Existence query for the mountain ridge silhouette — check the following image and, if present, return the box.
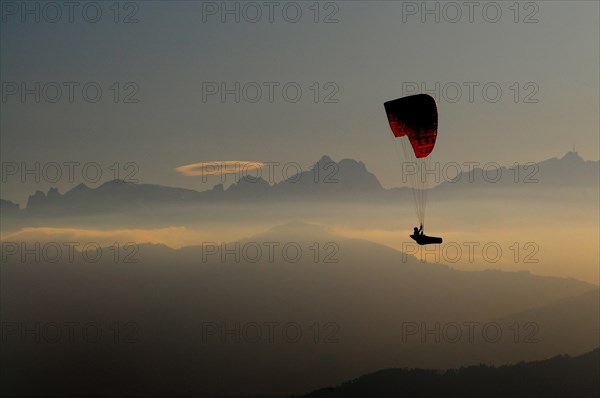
[303,347,600,398]
[2,151,597,214]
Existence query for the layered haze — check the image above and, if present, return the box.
[2,152,598,282]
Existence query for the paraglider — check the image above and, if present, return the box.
[410,224,443,245]
[384,94,443,245]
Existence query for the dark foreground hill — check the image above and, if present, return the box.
[305,347,600,398]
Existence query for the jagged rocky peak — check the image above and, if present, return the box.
[47,187,61,197]
[26,190,48,208]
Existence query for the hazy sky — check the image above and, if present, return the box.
[1,1,599,203]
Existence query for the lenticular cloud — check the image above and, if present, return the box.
[175,161,265,176]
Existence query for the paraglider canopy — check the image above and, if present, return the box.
[384,94,438,158]
[383,94,442,243]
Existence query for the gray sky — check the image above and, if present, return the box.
[1,1,599,204]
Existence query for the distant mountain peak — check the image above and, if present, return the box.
[26,190,50,208]
[317,155,334,164]
[99,179,135,187]
[47,187,61,197]
[226,176,271,193]
[338,158,367,170]
[212,183,224,192]
[0,198,20,211]
[560,151,583,162]
[66,183,91,195]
